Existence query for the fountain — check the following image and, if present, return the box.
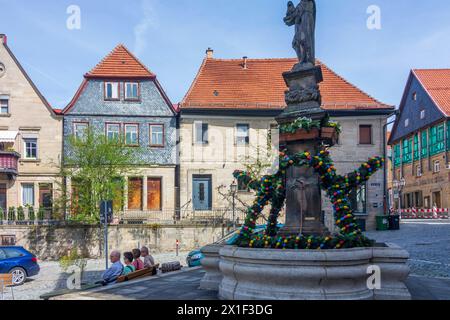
[200,0,411,300]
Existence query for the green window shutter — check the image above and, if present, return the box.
[447,121,450,151]
[421,130,428,157]
[413,134,419,161]
[394,144,401,167]
[402,138,412,163]
[430,124,445,155]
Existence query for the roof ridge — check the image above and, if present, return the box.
[86,44,155,78]
[318,60,391,108]
[207,57,298,62]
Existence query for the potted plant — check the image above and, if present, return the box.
[279,117,321,143]
[28,206,36,225]
[8,207,16,225]
[0,207,4,225]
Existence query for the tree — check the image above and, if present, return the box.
[60,127,142,223]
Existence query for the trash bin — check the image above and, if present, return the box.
[388,215,400,230]
[376,215,389,231]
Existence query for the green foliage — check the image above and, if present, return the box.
[8,207,16,221]
[62,127,142,223]
[28,206,35,221]
[0,207,4,220]
[37,207,45,221]
[17,207,25,221]
[279,116,342,135]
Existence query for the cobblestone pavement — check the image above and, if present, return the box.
[4,251,190,300]
[365,221,450,278]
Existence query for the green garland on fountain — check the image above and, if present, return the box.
[279,116,342,134]
[233,148,384,250]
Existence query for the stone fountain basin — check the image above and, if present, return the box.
[200,243,411,300]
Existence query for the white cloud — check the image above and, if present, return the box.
[134,0,158,56]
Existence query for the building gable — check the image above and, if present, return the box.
[390,71,447,144]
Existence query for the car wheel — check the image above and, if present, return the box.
[10,267,27,286]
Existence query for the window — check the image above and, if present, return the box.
[150,124,164,147]
[414,191,423,208]
[402,138,412,163]
[413,134,419,161]
[4,248,25,259]
[434,160,440,173]
[106,123,121,142]
[236,124,250,145]
[359,125,372,145]
[394,144,401,167]
[420,110,426,119]
[238,179,250,192]
[404,119,410,127]
[74,123,89,141]
[421,131,428,158]
[430,124,445,155]
[24,138,37,159]
[350,184,367,214]
[412,92,417,101]
[195,122,208,144]
[22,184,35,207]
[105,82,119,100]
[128,177,143,210]
[39,183,53,209]
[416,165,422,177]
[125,82,139,100]
[0,97,9,114]
[124,124,139,146]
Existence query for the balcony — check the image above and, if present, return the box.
[0,151,20,176]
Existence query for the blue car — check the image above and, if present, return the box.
[187,225,283,267]
[0,246,40,285]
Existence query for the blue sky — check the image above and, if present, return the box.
[1,0,450,109]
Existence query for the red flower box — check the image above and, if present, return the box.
[280,128,320,143]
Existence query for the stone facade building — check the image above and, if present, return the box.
[389,69,450,211]
[0,34,63,215]
[179,49,394,230]
[62,44,178,217]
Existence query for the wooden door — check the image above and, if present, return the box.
[128,178,143,210]
[147,178,162,211]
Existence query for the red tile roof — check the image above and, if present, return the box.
[181,57,392,111]
[413,69,450,117]
[85,44,155,79]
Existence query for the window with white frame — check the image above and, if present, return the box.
[0,96,9,114]
[22,184,35,207]
[125,124,139,146]
[405,118,410,127]
[150,124,164,147]
[125,82,139,100]
[434,160,440,173]
[416,165,422,177]
[195,122,208,144]
[236,124,250,145]
[420,110,426,119]
[24,138,38,159]
[105,82,119,100]
[106,123,121,142]
[74,123,89,141]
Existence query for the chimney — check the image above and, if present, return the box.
[0,34,7,45]
[206,47,214,59]
[242,56,248,69]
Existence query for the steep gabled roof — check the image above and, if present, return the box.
[413,69,450,117]
[85,44,155,79]
[180,57,392,111]
[0,34,60,117]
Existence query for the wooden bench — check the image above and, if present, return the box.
[0,274,14,300]
[116,264,159,283]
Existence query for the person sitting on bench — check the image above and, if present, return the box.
[140,246,155,268]
[100,250,123,285]
[122,252,136,276]
[132,249,144,271]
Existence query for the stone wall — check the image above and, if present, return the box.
[0,224,231,261]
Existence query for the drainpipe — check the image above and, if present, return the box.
[383,111,399,215]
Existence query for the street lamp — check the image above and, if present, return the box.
[230,182,238,229]
[393,178,406,215]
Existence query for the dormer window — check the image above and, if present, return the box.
[420,110,426,119]
[125,82,140,100]
[412,92,417,101]
[104,82,119,100]
[405,118,410,127]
